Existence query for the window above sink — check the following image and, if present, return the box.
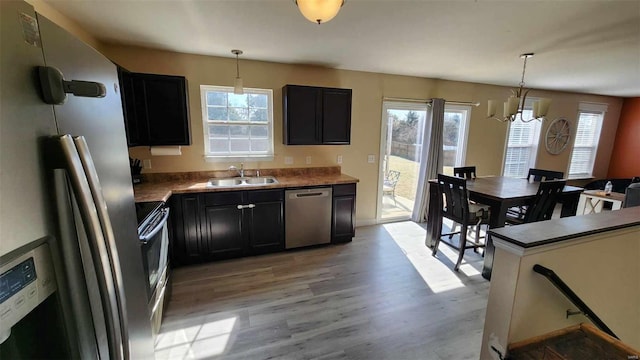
[200,85,274,162]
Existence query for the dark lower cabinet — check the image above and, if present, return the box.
[171,184,356,266]
[202,204,245,259]
[171,189,284,266]
[172,193,202,263]
[246,200,284,255]
[332,184,357,243]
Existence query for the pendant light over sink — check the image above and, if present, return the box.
[295,0,345,24]
[232,49,243,95]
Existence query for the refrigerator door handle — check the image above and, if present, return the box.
[73,136,130,359]
[53,135,126,360]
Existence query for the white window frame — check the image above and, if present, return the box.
[567,102,607,179]
[502,99,542,178]
[443,104,471,167]
[200,85,274,162]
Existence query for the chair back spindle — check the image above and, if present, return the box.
[454,166,477,179]
[524,180,566,223]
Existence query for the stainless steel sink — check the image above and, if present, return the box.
[207,176,278,187]
[208,178,244,187]
[244,177,278,185]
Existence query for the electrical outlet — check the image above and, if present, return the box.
[337,155,343,164]
[143,159,152,169]
[306,156,312,164]
[367,154,375,163]
[284,156,293,165]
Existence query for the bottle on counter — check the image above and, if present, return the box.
[604,181,613,195]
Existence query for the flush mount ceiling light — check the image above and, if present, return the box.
[232,49,243,95]
[295,0,345,24]
[487,53,551,123]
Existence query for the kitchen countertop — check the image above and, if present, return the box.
[133,167,359,203]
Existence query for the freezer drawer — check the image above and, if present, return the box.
[285,188,332,249]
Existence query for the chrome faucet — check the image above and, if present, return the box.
[229,163,244,177]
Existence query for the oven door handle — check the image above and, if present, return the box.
[140,208,170,244]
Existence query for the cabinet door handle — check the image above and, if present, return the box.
[237,204,256,210]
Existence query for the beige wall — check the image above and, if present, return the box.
[101,44,624,223]
[481,226,640,359]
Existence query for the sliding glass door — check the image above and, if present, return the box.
[377,102,472,223]
[378,101,428,221]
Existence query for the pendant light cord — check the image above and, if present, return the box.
[519,55,528,88]
[236,53,240,78]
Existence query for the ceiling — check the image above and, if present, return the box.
[44,0,640,97]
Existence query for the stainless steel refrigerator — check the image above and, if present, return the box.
[0,1,155,358]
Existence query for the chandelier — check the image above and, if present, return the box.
[487,53,551,123]
[295,0,345,24]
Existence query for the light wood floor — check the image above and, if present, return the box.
[156,221,489,360]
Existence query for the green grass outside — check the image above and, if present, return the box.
[386,155,454,201]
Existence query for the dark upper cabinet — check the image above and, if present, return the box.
[283,85,352,145]
[118,68,191,147]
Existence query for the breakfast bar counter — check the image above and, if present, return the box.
[481,207,640,359]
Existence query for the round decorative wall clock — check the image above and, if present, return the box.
[545,117,571,155]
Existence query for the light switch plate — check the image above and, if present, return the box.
[337,155,343,164]
[143,159,152,169]
[306,156,312,164]
[284,156,293,165]
[367,154,375,163]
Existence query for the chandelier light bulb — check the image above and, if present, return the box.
[296,0,344,24]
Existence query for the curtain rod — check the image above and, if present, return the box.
[382,97,479,107]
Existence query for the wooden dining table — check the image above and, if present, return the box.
[426,176,583,280]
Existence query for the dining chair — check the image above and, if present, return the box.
[507,179,567,225]
[623,183,640,208]
[451,165,488,238]
[507,168,565,222]
[433,174,490,271]
[527,168,564,182]
[454,166,477,179]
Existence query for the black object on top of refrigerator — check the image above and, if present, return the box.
[0,1,155,359]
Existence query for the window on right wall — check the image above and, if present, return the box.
[567,102,608,179]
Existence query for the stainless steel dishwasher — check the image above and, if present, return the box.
[285,187,332,249]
